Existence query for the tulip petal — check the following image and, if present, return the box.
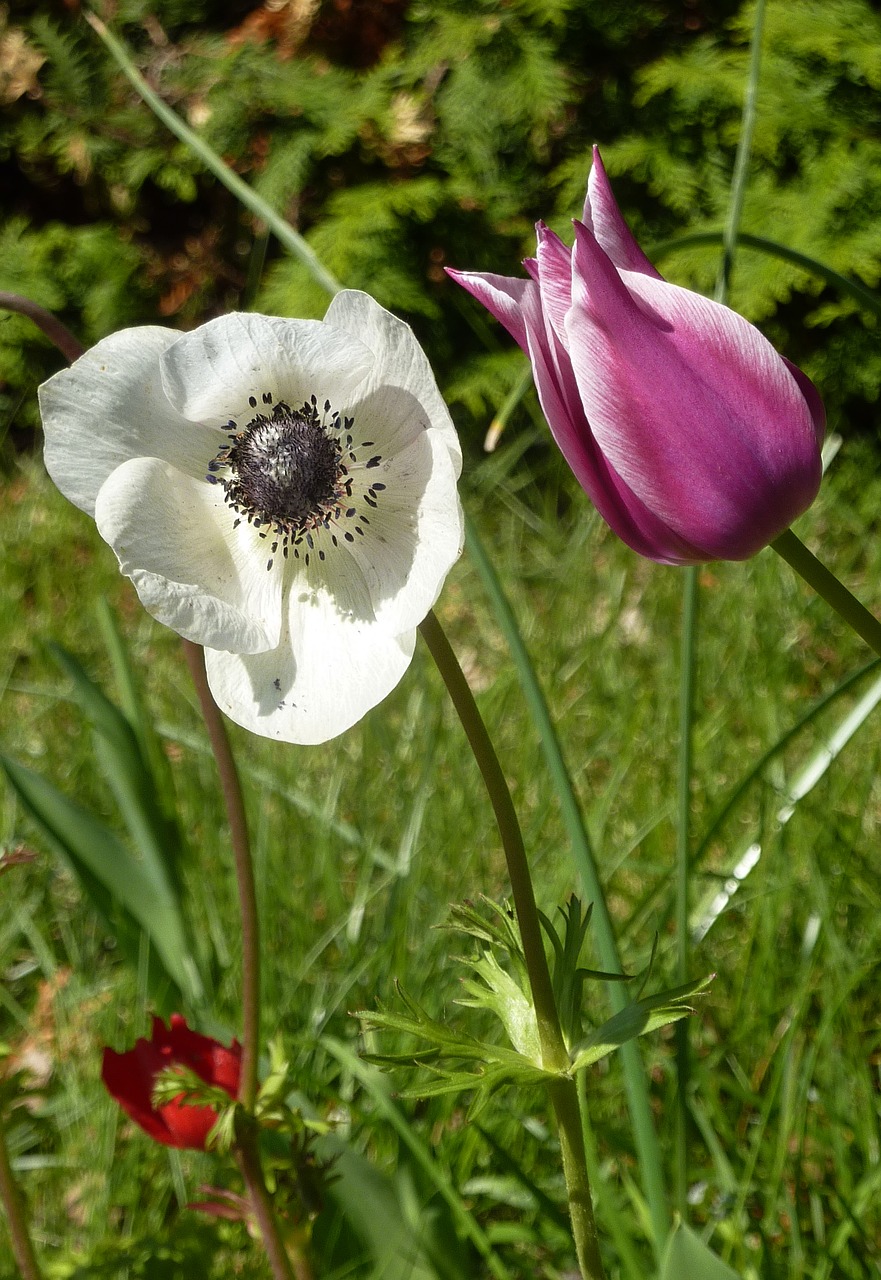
[160,312,374,425]
[535,223,575,347]
[95,458,283,652]
[565,221,822,560]
[444,268,531,353]
[40,328,220,517]
[783,357,826,446]
[517,268,702,564]
[583,146,663,279]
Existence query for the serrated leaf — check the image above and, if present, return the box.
[661,1220,742,1280]
[570,975,713,1072]
[456,949,540,1064]
[358,989,541,1075]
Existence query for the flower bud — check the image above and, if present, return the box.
[449,148,825,565]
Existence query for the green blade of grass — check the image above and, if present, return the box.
[693,659,879,871]
[49,643,184,902]
[95,598,180,817]
[321,1036,514,1280]
[674,565,699,1217]
[85,13,342,300]
[660,1221,742,1280]
[0,754,184,1008]
[650,231,881,322]
[46,644,203,1003]
[692,665,881,941]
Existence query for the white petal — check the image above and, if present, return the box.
[40,327,219,516]
[94,458,283,652]
[204,584,417,744]
[159,313,375,424]
[339,430,463,633]
[323,291,462,472]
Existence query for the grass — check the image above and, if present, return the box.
[2,430,881,1278]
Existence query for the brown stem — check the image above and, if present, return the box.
[181,640,260,1112]
[0,1115,44,1280]
[236,1134,305,1280]
[0,292,84,363]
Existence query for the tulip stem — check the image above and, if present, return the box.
[182,640,261,1112]
[674,566,699,1217]
[772,530,881,659]
[419,609,606,1280]
[0,1114,44,1280]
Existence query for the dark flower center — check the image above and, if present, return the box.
[208,394,353,546]
[227,410,342,528]
[206,393,386,572]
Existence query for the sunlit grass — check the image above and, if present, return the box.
[2,433,880,1277]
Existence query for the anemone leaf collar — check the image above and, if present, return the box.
[40,291,464,744]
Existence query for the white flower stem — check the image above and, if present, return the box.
[0,292,84,362]
[419,609,606,1280]
[182,640,261,1112]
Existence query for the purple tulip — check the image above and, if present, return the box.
[448,147,825,565]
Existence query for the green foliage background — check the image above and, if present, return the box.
[4,2,881,1278]
[3,0,881,449]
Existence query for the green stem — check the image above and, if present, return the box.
[772,530,881,659]
[672,0,765,1219]
[674,566,699,1215]
[0,1117,44,1280]
[483,360,533,452]
[418,610,606,1280]
[181,641,260,1109]
[419,612,562,1064]
[465,514,670,1255]
[651,231,881,322]
[714,0,767,303]
[549,1078,606,1280]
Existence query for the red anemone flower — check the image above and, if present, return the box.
[102,1014,241,1150]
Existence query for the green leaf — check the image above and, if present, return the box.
[47,643,203,1003]
[0,754,196,1005]
[321,1037,514,1280]
[660,1220,742,1280]
[49,644,181,891]
[95,598,179,818]
[570,975,713,1072]
[457,948,541,1064]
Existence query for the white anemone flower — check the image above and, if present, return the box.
[39,291,464,744]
